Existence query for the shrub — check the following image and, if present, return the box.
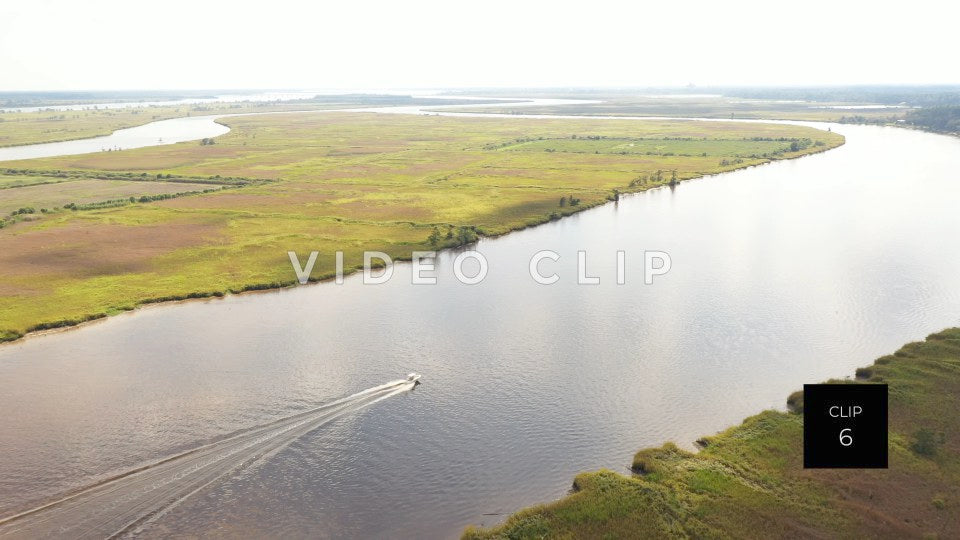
[632,443,690,474]
[911,428,940,457]
[786,390,804,413]
[455,226,478,244]
[427,227,441,247]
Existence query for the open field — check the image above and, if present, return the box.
[465,328,960,539]
[0,112,843,340]
[494,136,820,157]
[0,177,222,216]
[0,173,75,189]
[0,103,326,147]
[0,95,494,147]
[443,94,909,123]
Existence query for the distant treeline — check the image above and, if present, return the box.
[299,94,506,107]
[0,90,220,108]
[715,85,960,106]
[905,106,960,134]
[451,85,960,107]
[0,90,508,110]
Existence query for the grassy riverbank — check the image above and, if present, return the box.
[465,328,960,539]
[436,94,906,123]
[0,113,842,341]
[0,95,493,147]
[0,102,333,147]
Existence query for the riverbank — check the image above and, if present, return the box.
[432,93,907,123]
[0,113,843,344]
[2,116,957,537]
[0,96,510,148]
[465,328,960,538]
[0,102,335,148]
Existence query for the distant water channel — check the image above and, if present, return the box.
[0,97,581,162]
[1,104,959,538]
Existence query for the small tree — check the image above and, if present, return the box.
[428,227,441,247]
[456,226,478,244]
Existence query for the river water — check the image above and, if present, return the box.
[1,105,959,538]
[0,97,575,162]
[0,115,232,162]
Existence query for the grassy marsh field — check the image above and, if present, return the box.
[0,95,489,147]
[0,102,329,147]
[443,94,907,123]
[0,112,842,340]
[465,328,960,539]
[0,177,223,216]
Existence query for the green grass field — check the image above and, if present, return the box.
[0,177,221,216]
[0,95,504,147]
[0,112,842,340]
[0,102,336,147]
[444,94,907,123]
[0,173,75,189]
[464,329,960,539]
[495,136,818,157]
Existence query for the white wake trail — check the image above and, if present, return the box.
[0,378,417,539]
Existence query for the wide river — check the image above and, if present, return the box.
[1,103,959,538]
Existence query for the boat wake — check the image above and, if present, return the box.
[0,378,418,539]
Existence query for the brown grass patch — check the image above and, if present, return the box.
[0,179,218,215]
[157,193,311,211]
[0,221,224,278]
[808,467,960,536]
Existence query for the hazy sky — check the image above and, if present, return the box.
[1,0,956,90]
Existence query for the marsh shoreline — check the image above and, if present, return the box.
[0,127,841,345]
[465,328,960,538]
[3,117,960,537]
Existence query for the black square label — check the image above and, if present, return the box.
[803,384,888,468]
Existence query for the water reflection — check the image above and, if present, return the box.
[0,123,959,538]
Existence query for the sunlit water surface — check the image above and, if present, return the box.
[1,118,959,538]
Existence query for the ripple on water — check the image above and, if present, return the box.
[1,122,960,537]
